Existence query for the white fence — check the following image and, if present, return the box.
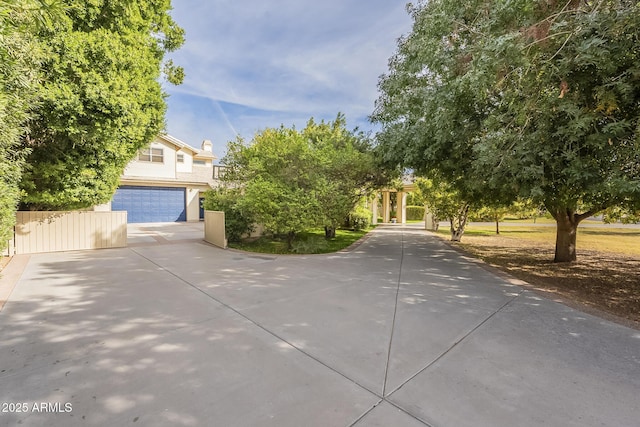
[5,211,127,255]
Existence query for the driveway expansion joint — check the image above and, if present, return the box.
[5,224,638,426]
[382,229,405,396]
[129,246,384,398]
[384,288,526,399]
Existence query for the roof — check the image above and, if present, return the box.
[156,133,218,160]
[194,151,216,160]
[157,133,197,154]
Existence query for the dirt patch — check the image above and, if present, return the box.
[442,234,640,329]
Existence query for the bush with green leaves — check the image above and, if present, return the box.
[203,189,255,243]
[406,205,425,221]
[347,204,371,231]
[603,206,640,224]
[221,116,384,248]
[0,1,52,253]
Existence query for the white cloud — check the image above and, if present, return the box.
[164,0,413,150]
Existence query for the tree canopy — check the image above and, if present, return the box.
[302,114,382,237]
[0,0,62,251]
[217,115,382,248]
[415,176,471,241]
[373,0,640,262]
[19,0,184,210]
[231,126,322,248]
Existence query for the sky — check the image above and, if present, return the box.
[162,0,414,162]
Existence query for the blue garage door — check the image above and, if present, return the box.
[112,186,186,223]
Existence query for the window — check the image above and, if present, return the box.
[139,147,164,163]
[193,160,206,166]
[177,154,184,163]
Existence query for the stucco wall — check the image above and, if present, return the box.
[178,165,214,187]
[204,211,227,248]
[123,140,177,179]
[176,149,193,174]
[186,188,202,222]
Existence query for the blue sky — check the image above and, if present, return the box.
[162,1,413,162]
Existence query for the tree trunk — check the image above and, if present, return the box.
[451,226,465,242]
[547,204,604,262]
[286,231,296,250]
[449,204,470,242]
[324,226,336,239]
[554,213,578,262]
[495,216,500,235]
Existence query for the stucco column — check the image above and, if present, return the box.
[382,191,391,223]
[371,194,379,225]
[399,191,407,224]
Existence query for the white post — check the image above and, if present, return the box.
[399,191,408,224]
[371,194,378,225]
[382,191,391,223]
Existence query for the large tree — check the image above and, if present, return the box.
[303,114,381,237]
[373,0,640,262]
[415,176,471,241]
[219,116,383,248]
[19,0,184,210]
[0,0,61,251]
[223,127,323,249]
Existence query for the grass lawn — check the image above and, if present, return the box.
[435,224,640,327]
[229,227,371,254]
[451,224,640,256]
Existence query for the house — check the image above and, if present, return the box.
[95,134,221,223]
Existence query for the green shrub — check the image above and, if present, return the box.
[203,189,255,243]
[349,204,371,231]
[406,205,425,220]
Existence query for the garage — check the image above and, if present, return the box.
[111,186,186,223]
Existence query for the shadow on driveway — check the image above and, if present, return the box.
[1,226,639,426]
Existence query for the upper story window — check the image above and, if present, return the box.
[177,153,184,163]
[193,160,206,166]
[139,147,164,163]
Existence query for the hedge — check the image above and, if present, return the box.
[406,205,425,221]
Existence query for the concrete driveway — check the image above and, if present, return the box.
[0,225,638,426]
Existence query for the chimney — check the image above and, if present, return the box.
[201,140,213,152]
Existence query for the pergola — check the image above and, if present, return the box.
[371,181,416,225]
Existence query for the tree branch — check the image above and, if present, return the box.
[575,204,608,223]
[524,30,574,51]
[548,30,576,62]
